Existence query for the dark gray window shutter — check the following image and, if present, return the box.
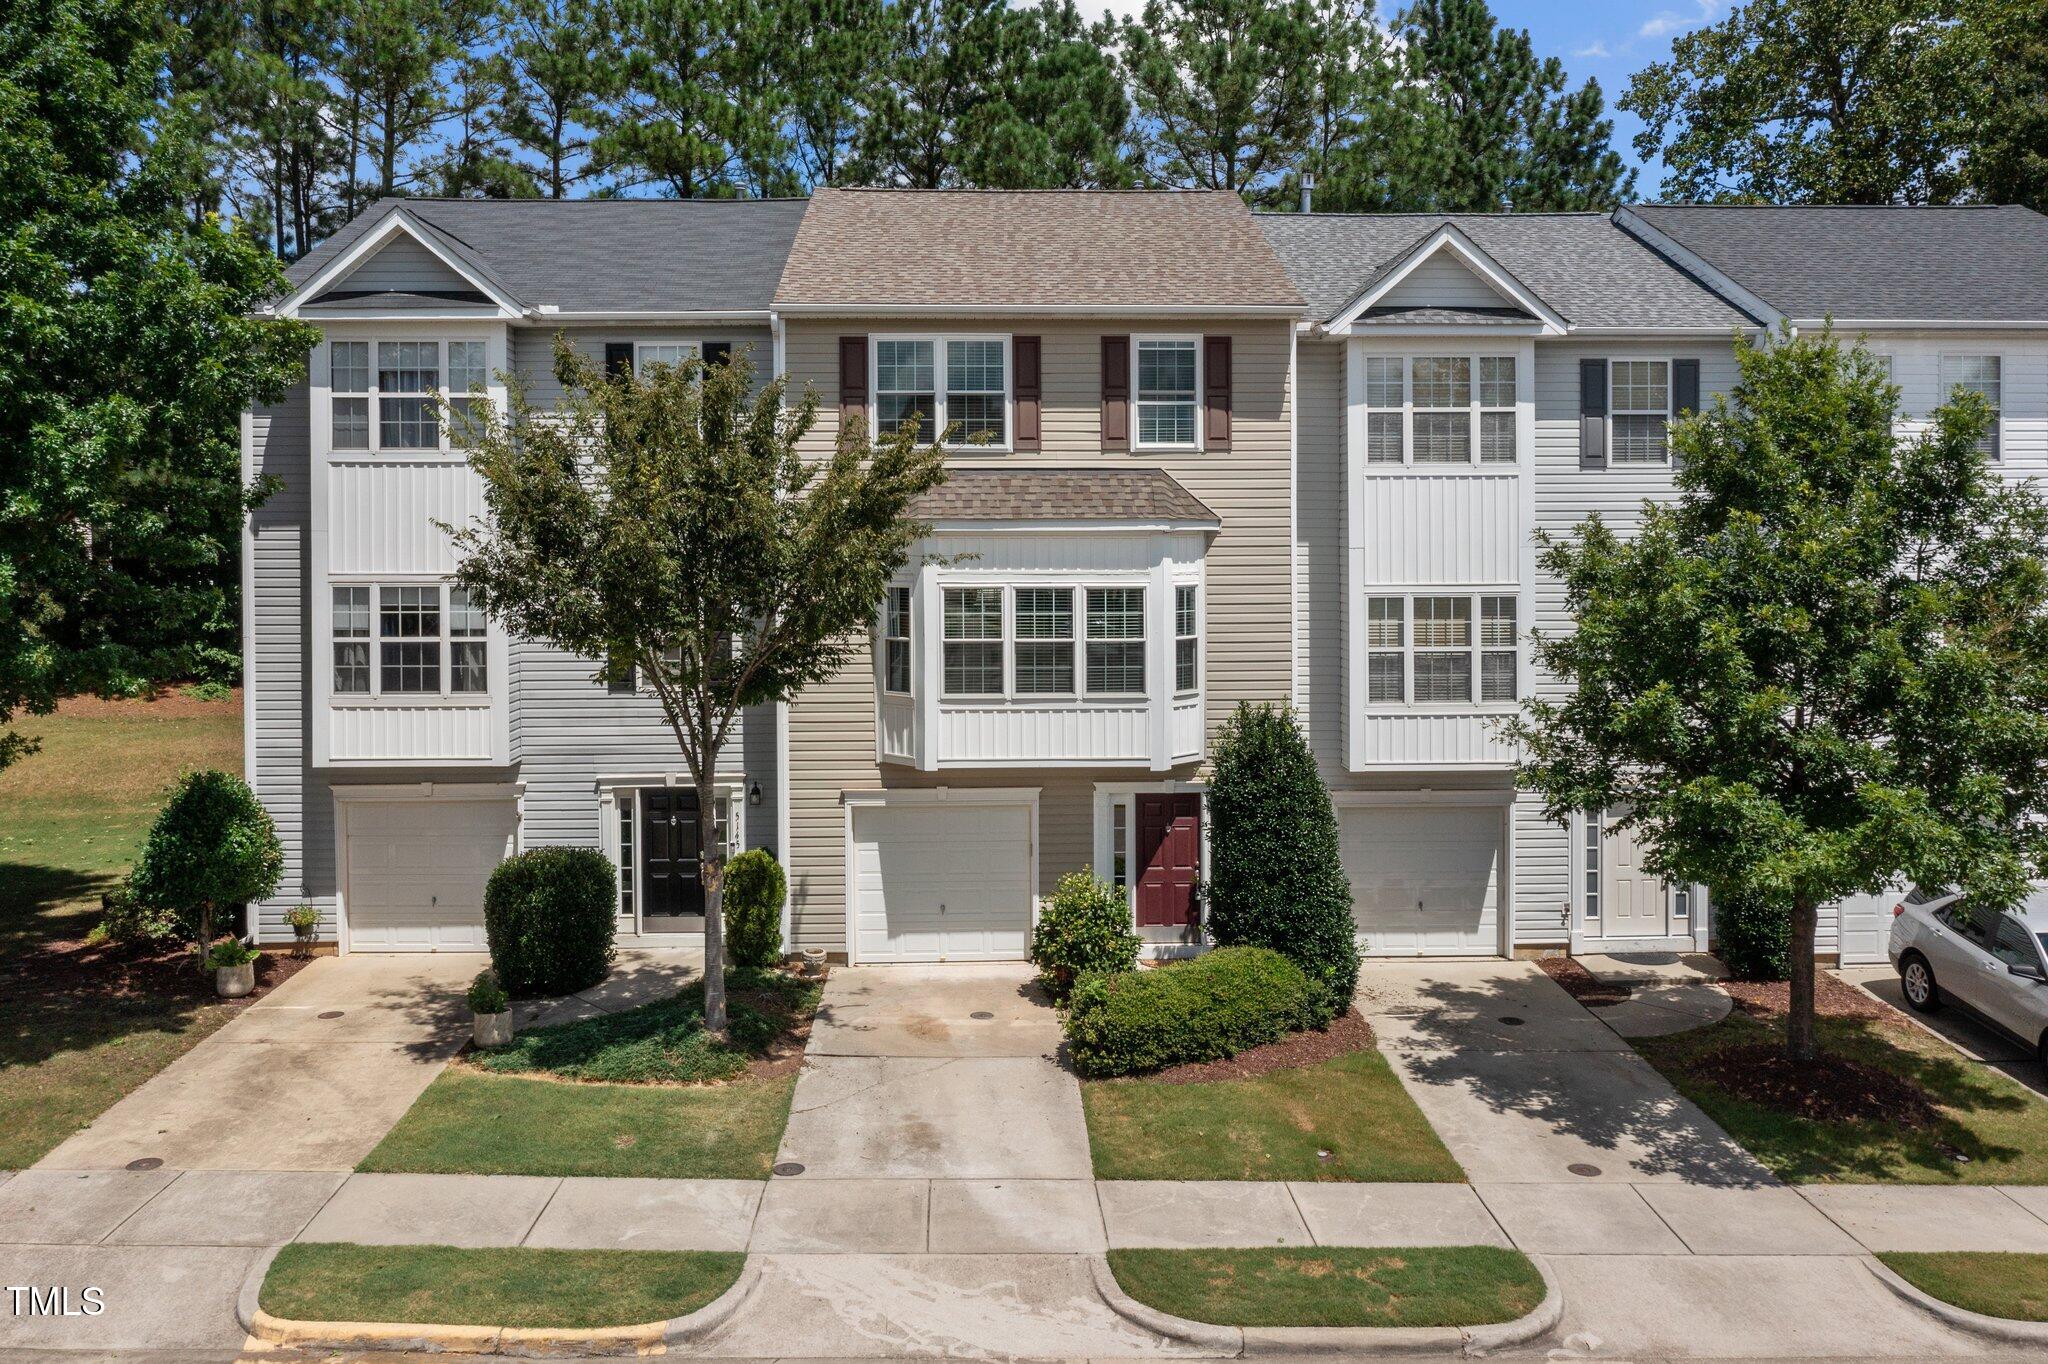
[839,336,867,434]
[1672,358,1700,417]
[604,342,634,380]
[1579,358,1608,469]
[703,340,732,368]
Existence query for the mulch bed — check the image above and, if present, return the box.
[1723,971,1891,1023]
[7,931,314,1006]
[1142,1009,1378,1085]
[1537,955,1634,1008]
[738,969,821,1081]
[1690,1040,1944,1127]
[35,687,240,721]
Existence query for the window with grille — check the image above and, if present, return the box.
[1941,354,2001,458]
[873,336,1009,447]
[1480,595,1516,701]
[1013,587,1075,694]
[332,587,371,693]
[1136,339,1198,448]
[1611,360,1670,463]
[882,586,912,694]
[1364,356,1404,464]
[1413,596,1472,701]
[377,342,441,450]
[942,587,1004,695]
[379,586,441,693]
[618,799,635,917]
[446,341,487,446]
[1411,358,1471,464]
[1174,585,1199,692]
[1367,596,1405,702]
[331,343,370,450]
[449,587,488,693]
[948,340,1006,444]
[1086,587,1146,694]
[1361,354,1517,464]
[1479,357,1516,462]
[329,583,487,699]
[1365,592,1518,707]
[1584,812,1602,921]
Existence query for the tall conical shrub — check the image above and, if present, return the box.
[1206,702,1359,1023]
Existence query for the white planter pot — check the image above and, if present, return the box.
[215,962,255,998]
[474,1011,514,1048]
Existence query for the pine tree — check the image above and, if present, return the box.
[496,0,615,198]
[775,0,891,188]
[595,0,787,196]
[955,0,1134,189]
[857,0,1012,188]
[330,0,466,201]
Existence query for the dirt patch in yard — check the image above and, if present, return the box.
[1538,956,1634,1007]
[1690,1040,1944,1127]
[735,972,818,1081]
[12,931,314,1008]
[1724,971,1892,1023]
[1142,1009,1377,1085]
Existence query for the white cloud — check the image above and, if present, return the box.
[1639,0,1724,39]
[1573,40,1611,58]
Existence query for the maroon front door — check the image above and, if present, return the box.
[1135,794,1202,928]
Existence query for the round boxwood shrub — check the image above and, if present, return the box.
[1206,702,1359,1024]
[723,849,786,969]
[1063,946,1319,1078]
[130,769,283,967]
[1715,888,1791,981]
[1030,869,1141,1001]
[483,847,617,996]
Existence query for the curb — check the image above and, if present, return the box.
[1866,1257,2048,1346]
[235,1245,760,1357]
[1088,1252,1564,1358]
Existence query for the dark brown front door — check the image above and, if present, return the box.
[1135,794,1201,928]
[642,789,705,928]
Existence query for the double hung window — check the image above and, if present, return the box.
[1941,355,2001,458]
[942,587,1004,695]
[1610,360,1670,464]
[882,586,912,695]
[1174,586,1199,692]
[926,584,1171,700]
[1361,355,1517,464]
[874,336,1009,447]
[1014,588,1075,694]
[1086,588,1147,694]
[1136,339,1199,448]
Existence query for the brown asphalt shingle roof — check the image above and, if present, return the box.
[775,189,1305,313]
[913,468,1219,525]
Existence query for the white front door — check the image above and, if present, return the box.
[1340,804,1503,957]
[1601,819,1674,938]
[851,800,1034,963]
[344,796,518,951]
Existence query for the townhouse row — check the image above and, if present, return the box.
[242,190,2048,965]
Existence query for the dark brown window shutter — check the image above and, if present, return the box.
[1672,358,1700,417]
[1014,336,1041,451]
[1101,335,1130,450]
[703,340,732,368]
[604,342,634,380]
[1579,358,1608,469]
[839,336,867,434]
[1203,335,1232,449]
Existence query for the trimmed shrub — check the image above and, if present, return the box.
[723,849,786,969]
[484,847,618,996]
[89,878,183,946]
[131,769,283,967]
[1031,869,1140,1000]
[1715,888,1791,981]
[1064,946,1320,1078]
[1206,703,1359,1024]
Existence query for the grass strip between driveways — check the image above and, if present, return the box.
[1879,1252,2048,1321]
[1107,1247,1544,1328]
[1082,1049,1465,1182]
[260,1243,745,1329]
[359,1068,796,1178]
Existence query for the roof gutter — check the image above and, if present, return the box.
[922,518,1222,534]
[772,302,1306,319]
[1793,318,2048,332]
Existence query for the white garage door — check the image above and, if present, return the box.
[852,801,1033,963]
[1341,804,1502,957]
[345,797,519,952]
[1831,891,1895,966]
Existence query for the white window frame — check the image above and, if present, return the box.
[634,340,702,375]
[1610,359,1672,465]
[1013,585,1078,698]
[880,585,913,696]
[1132,334,1203,452]
[870,333,1013,452]
[327,580,490,702]
[1085,584,1148,697]
[1173,582,1200,695]
[328,337,493,455]
[1359,352,1520,467]
[918,581,1183,705]
[940,585,1006,698]
[1940,353,2002,460]
[1361,590,1519,709]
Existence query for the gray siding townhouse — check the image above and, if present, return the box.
[242,189,2048,968]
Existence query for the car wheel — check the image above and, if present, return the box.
[1901,953,1941,1012]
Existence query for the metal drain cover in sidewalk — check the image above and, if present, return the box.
[970,1011,994,1020]
[1498,1016,1525,1026]
[1568,1163,1602,1177]
[126,1157,163,1171]
[772,1162,805,1177]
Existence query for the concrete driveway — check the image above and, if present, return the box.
[1838,964,2048,1098]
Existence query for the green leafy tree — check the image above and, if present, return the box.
[447,342,947,1033]
[497,0,616,198]
[1206,702,1359,1022]
[132,771,285,970]
[1966,0,2048,210]
[1508,330,2048,1062]
[1622,0,1976,203]
[0,0,316,772]
[1116,0,1322,202]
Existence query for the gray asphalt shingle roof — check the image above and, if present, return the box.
[777,188,1304,312]
[1256,212,1756,329]
[913,467,1219,524]
[1629,204,2048,323]
[283,197,810,313]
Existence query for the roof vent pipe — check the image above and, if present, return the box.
[1300,171,1316,214]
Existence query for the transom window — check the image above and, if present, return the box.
[873,336,1009,447]
[882,586,912,695]
[328,338,490,454]
[1362,354,1516,465]
[1941,354,2002,459]
[1364,592,1517,705]
[1136,339,1199,448]
[1610,360,1670,464]
[330,582,488,699]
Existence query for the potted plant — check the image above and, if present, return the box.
[285,903,319,956]
[208,937,260,998]
[469,968,512,1047]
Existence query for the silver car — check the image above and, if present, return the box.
[1890,885,2048,1062]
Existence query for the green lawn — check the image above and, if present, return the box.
[361,1068,798,1178]
[1082,1048,1465,1182]
[0,691,245,1169]
[1106,1247,1544,1328]
[261,1243,745,1329]
[1634,1003,2048,1184]
[1880,1252,2048,1321]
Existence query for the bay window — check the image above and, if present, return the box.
[1610,360,1670,463]
[1015,588,1076,694]
[327,338,491,454]
[1174,585,1199,692]
[329,582,490,700]
[1087,587,1146,694]
[1136,339,1198,448]
[873,335,1009,447]
[882,586,912,695]
[1364,591,1520,707]
[914,582,1193,704]
[943,587,1004,695]
[1360,354,1517,465]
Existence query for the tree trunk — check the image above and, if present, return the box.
[196,900,215,975]
[1787,895,1819,1063]
[697,772,728,1036]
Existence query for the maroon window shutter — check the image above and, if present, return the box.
[1101,335,1130,450]
[1014,336,1041,451]
[839,336,867,434]
[1203,335,1232,449]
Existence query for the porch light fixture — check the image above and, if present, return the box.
[747,780,763,807]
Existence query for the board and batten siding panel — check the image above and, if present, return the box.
[337,235,478,295]
[783,317,1296,953]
